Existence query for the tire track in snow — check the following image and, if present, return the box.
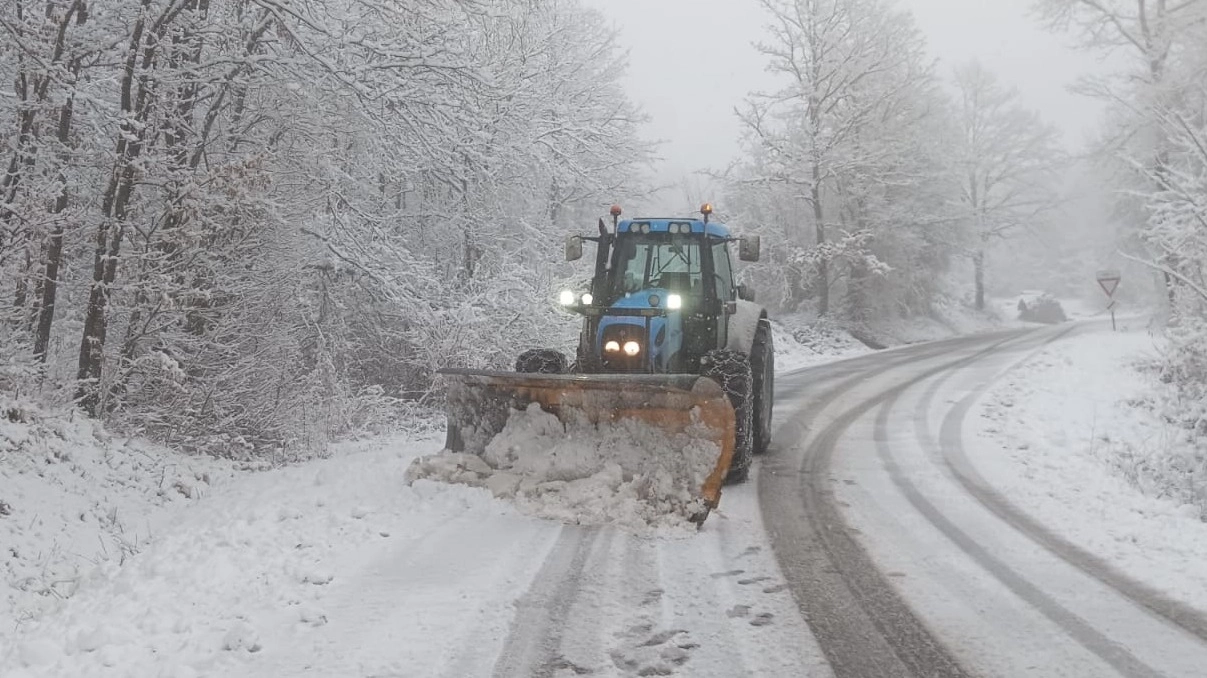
[233,507,558,678]
[920,328,1207,645]
[761,330,1037,678]
[491,525,603,677]
[875,382,1163,678]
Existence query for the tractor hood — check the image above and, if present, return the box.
[595,289,683,373]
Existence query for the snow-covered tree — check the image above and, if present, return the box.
[949,61,1065,309]
[730,0,955,320]
[1036,0,1207,300]
[0,0,653,456]
[1039,0,1207,430]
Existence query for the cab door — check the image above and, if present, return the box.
[711,241,735,348]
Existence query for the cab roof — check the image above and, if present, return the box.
[617,218,732,239]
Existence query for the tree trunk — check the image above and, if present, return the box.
[13,249,30,309]
[34,45,83,362]
[812,164,828,316]
[974,249,985,311]
[2,0,86,259]
[33,217,64,361]
[77,2,152,414]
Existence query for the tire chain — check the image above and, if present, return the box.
[701,349,754,482]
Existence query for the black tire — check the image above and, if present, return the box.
[702,348,754,484]
[515,348,568,374]
[751,320,775,455]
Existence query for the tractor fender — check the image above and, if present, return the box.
[725,300,767,355]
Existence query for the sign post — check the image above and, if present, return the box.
[1096,269,1121,331]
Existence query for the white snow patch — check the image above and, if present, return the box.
[725,299,763,352]
[770,297,1016,373]
[771,316,870,372]
[0,428,473,677]
[0,396,238,632]
[972,327,1207,613]
[407,403,718,529]
[221,621,261,653]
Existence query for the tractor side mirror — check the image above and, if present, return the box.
[565,236,583,262]
[738,284,755,303]
[739,235,761,262]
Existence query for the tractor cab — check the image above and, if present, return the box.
[561,205,760,374]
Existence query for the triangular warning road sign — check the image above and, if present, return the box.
[1096,269,1121,297]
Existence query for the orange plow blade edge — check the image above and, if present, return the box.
[437,369,737,514]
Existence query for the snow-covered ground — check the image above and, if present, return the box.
[0,398,240,636]
[6,308,1174,678]
[1,402,819,677]
[971,325,1207,612]
[1,427,512,676]
[406,402,722,528]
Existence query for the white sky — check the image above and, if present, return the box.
[583,0,1109,214]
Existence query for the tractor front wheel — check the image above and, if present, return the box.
[515,349,568,374]
[702,349,754,484]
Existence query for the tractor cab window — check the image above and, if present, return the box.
[609,235,703,301]
[712,241,734,302]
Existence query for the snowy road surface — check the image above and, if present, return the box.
[763,322,1207,678]
[7,322,1207,677]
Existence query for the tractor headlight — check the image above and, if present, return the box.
[605,340,621,352]
[623,341,641,356]
[581,293,593,306]
[559,290,575,306]
[667,294,682,310]
[668,223,680,234]
[640,223,651,234]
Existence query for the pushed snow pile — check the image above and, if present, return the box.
[406,403,722,528]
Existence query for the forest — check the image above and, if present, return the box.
[1,0,1203,456]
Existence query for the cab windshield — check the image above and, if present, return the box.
[607,234,704,301]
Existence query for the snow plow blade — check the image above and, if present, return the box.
[437,369,737,511]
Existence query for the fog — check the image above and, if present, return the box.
[585,0,1108,215]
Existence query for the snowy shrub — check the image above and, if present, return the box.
[1159,317,1207,436]
[1105,334,1207,516]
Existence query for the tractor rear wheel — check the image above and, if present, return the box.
[515,349,568,374]
[702,349,754,484]
[751,320,775,455]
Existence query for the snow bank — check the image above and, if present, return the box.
[771,297,1017,373]
[0,429,465,677]
[406,403,719,528]
[0,396,237,632]
[772,315,870,372]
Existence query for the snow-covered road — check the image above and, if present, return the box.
[224,476,828,678]
[7,321,1207,677]
[764,322,1207,677]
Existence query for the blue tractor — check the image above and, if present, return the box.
[439,205,773,517]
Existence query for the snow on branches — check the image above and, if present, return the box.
[0,0,652,457]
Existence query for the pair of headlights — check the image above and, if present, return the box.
[560,290,591,306]
[605,340,641,356]
[558,291,682,309]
